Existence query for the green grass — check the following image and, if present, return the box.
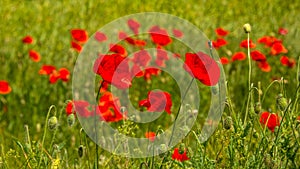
[0,0,300,168]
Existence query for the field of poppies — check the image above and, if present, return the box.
[1,0,300,168]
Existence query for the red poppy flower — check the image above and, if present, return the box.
[58,68,70,82]
[0,80,12,94]
[132,50,151,67]
[66,101,74,116]
[127,19,140,35]
[145,131,156,142]
[172,148,190,162]
[39,65,56,75]
[109,44,127,56]
[139,90,172,114]
[270,42,288,55]
[71,41,82,52]
[149,26,172,46]
[172,29,183,38]
[22,35,33,44]
[143,68,160,81]
[280,56,296,68]
[74,100,92,117]
[258,61,271,72]
[156,47,169,67]
[29,50,41,62]
[232,52,246,61]
[49,70,60,84]
[97,91,125,122]
[215,27,229,36]
[212,38,227,49]
[93,54,132,89]
[94,31,107,42]
[250,50,266,62]
[70,29,88,43]
[220,57,230,65]
[260,111,280,132]
[257,36,280,48]
[278,28,288,35]
[240,39,256,48]
[183,52,220,86]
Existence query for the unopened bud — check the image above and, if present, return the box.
[67,114,75,127]
[223,116,232,130]
[276,94,288,111]
[254,102,261,114]
[48,116,58,131]
[243,23,251,33]
[78,145,84,158]
[120,106,126,114]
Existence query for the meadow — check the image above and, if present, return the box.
[0,0,300,168]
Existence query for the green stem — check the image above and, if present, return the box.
[94,80,104,169]
[271,84,300,152]
[244,33,252,125]
[38,105,56,168]
[159,78,195,169]
[49,106,63,151]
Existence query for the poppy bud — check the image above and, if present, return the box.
[67,114,75,127]
[243,23,251,33]
[159,144,167,158]
[276,94,288,111]
[48,116,58,131]
[223,116,232,130]
[253,129,259,138]
[179,143,186,154]
[120,106,126,114]
[263,154,276,169]
[254,102,261,114]
[211,85,219,95]
[78,145,84,158]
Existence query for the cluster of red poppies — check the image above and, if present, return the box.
[214,27,295,72]
[39,65,70,84]
[65,90,125,122]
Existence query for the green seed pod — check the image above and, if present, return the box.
[48,116,58,131]
[223,116,232,130]
[276,94,288,111]
[254,102,261,114]
[78,145,84,158]
[243,23,251,33]
[67,114,75,127]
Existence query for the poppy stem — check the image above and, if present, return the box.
[271,84,300,152]
[244,32,252,125]
[94,80,105,169]
[159,77,194,169]
[38,105,56,168]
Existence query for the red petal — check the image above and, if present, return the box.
[94,31,107,42]
[0,80,12,94]
[70,29,88,43]
[29,50,41,62]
